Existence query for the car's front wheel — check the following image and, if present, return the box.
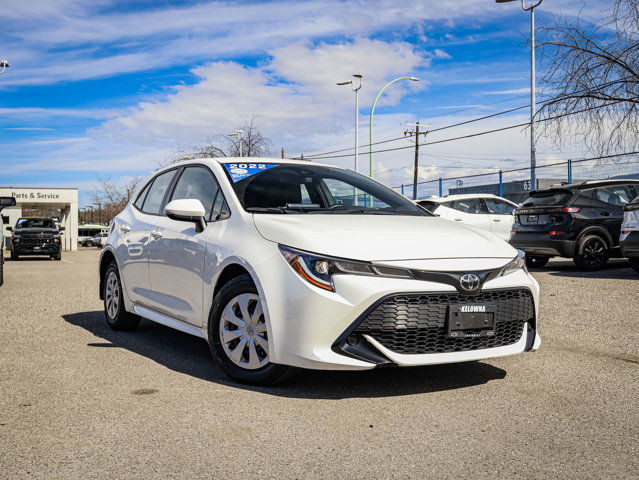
[208,274,291,385]
[103,261,140,331]
[525,255,550,268]
[574,234,609,271]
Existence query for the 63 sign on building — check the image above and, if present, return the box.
[0,187,78,251]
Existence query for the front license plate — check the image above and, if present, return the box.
[33,246,41,250]
[447,304,497,338]
[527,214,539,224]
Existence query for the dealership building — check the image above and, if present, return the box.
[0,187,79,251]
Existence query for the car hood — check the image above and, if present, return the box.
[252,214,516,262]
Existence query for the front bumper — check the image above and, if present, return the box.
[510,231,576,257]
[12,242,61,255]
[620,231,639,258]
[255,254,540,371]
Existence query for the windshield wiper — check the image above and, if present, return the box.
[246,207,289,214]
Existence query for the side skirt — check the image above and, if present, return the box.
[132,304,206,339]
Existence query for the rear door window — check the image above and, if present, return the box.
[593,185,635,207]
[141,170,176,215]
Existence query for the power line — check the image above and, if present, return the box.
[302,100,631,160]
[298,78,634,160]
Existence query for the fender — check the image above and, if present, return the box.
[575,225,614,254]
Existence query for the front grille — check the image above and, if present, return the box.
[355,289,534,354]
[20,234,55,246]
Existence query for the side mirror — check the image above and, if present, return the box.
[6,226,12,232]
[165,199,207,233]
[59,226,66,231]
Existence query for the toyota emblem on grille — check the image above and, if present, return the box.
[459,273,481,292]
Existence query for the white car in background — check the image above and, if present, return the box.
[418,194,519,240]
[99,158,540,385]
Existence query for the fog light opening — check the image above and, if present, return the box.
[346,335,360,346]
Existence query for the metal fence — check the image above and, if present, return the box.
[396,152,639,203]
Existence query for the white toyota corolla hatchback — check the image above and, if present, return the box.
[99,158,541,384]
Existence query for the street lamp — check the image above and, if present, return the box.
[337,73,363,174]
[0,60,9,75]
[369,76,419,179]
[93,203,102,225]
[496,0,543,189]
[230,130,244,157]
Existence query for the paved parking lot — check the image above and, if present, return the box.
[0,249,637,479]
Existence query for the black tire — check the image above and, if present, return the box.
[10,249,18,261]
[573,234,609,271]
[0,250,4,286]
[86,241,94,247]
[208,274,292,385]
[525,255,550,268]
[52,250,61,261]
[103,261,140,331]
[630,258,639,274]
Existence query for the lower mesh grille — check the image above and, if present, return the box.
[355,289,534,354]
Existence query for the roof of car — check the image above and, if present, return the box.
[536,179,639,192]
[417,193,511,203]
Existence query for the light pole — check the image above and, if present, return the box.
[338,73,363,205]
[230,130,244,157]
[496,0,542,189]
[0,60,9,75]
[93,203,102,224]
[369,76,419,179]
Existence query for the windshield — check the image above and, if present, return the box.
[521,190,573,207]
[16,218,56,229]
[222,163,428,216]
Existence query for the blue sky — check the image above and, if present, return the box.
[0,0,612,205]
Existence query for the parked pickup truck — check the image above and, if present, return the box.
[0,197,17,285]
[7,217,64,261]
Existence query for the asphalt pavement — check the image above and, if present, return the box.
[0,249,637,479]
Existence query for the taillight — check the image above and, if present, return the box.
[622,230,631,235]
[561,207,580,213]
[549,231,566,236]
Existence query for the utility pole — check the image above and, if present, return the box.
[281,147,285,159]
[405,121,430,200]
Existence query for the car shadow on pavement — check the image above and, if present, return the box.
[63,311,507,399]
[541,259,637,280]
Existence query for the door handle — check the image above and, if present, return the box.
[151,230,163,239]
[454,218,462,221]
[601,211,611,216]
[120,224,131,233]
[492,218,501,222]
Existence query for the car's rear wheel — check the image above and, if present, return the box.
[574,234,609,271]
[10,250,18,260]
[208,274,291,385]
[86,241,93,247]
[525,255,550,268]
[103,261,140,331]
[630,258,639,274]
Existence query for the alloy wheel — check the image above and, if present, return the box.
[219,293,269,370]
[582,237,607,269]
[105,271,120,320]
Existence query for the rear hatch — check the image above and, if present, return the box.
[514,188,576,231]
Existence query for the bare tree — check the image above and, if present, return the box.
[90,174,142,224]
[537,0,639,155]
[162,119,272,165]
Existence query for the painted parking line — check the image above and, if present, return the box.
[60,258,73,264]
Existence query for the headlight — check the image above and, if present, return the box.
[12,233,20,240]
[500,249,527,277]
[279,245,412,292]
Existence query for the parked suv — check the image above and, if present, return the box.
[0,197,17,285]
[99,158,540,385]
[620,194,639,273]
[510,180,639,270]
[8,217,64,261]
